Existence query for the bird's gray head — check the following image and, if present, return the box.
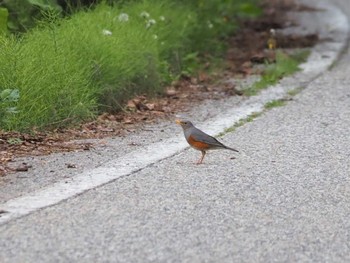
[175,119,194,130]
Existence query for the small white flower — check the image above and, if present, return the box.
[102,29,112,36]
[118,13,129,22]
[207,20,213,29]
[140,11,150,19]
[159,16,165,21]
[146,19,156,29]
[153,34,158,40]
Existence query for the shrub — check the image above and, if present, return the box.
[0,0,261,131]
[0,29,96,130]
[0,0,62,33]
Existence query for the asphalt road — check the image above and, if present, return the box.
[1,0,350,262]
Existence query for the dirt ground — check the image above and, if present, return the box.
[0,0,319,176]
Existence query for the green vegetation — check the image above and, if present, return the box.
[287,86,304,96]
[0,0,260,131]
[264,99,286,109]
[218,112,262,136]
[176,0,261,55]
[0,7,8,34]
[244,50,310,96]
[6,137,23,145]
[236,112,262,127]
[0,0,62,33]
[0,30,96,130]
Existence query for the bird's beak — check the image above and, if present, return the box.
[175,119,182,125]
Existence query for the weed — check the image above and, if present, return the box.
[264,99,286,109]
[218,112,262,136]
[0,88,20,115]
[0,0,62,33]
[236,112,262,126]
[7,137,23,145]
[287,87,304,96]
[0,7,8,34]
[0,24,96,131]
[244,50,310,96]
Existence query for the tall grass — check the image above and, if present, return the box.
[63,2,195,110]
[0,0,260,131]
[0,26,96,130]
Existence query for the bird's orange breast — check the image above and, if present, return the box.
[187,135,210,150]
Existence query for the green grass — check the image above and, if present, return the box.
[0,0,261,132]
[0,29,96,130]
[218,112,262,136]
[264,99,286,109]
[0,1,194,130]
[287,86,304,96]
[244,50,310,96]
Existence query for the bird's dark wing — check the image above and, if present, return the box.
[191,127,239,152]
[191,128,226,148]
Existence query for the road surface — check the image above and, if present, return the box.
[1,0,350,262]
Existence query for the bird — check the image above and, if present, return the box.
[176,119,239,164]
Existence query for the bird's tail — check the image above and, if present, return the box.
[225,146,239,152]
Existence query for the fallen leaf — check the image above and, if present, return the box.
[190,77,198,85]
[16,163,31,172]
[107,115,117,121]
[145,103,155,111]
[66,163,76,168]
[124,118,134,124]
[126,100,137,109]
[198,72,210,82]
[250,53,269,64]
[165,87,177,97]
[100,127,114,132]
[98,112,110,121]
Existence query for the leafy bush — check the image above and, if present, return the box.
[0,88,20,115]
[0,36,20,128]
[0,0,62,33]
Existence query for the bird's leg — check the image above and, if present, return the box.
[196,151,206,164]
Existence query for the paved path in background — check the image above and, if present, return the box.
[1,0,350,262]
